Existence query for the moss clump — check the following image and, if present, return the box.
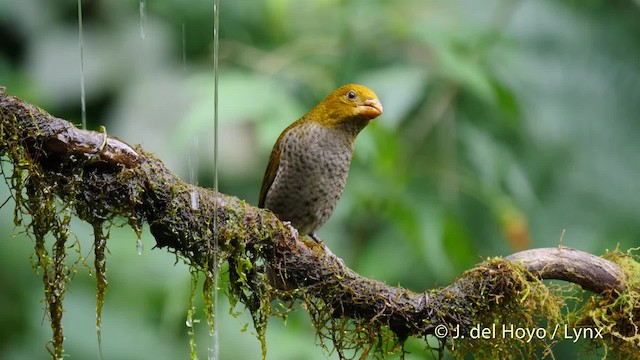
[439,259,565,359]
[307,297,402,360]
[579,249,640,358]
[225,206,273,359]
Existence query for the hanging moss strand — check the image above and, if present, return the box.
[93,222,108,358]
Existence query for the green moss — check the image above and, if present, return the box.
[225,209,272,358]
[579,249,640,358]
[93,223,108,359]
[3,119,78,359]
[186,270,199,360]
[450,259,565,359]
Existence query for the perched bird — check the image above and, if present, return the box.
[259,84,383,242]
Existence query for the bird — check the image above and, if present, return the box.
[258,84,383,242]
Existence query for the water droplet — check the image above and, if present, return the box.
[136,238,143,255]
[186,317,200,327]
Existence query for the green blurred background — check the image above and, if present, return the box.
[1,0,639,358]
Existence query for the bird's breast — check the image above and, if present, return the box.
[264,122,354,234]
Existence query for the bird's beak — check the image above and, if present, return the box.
[360,98,384,119]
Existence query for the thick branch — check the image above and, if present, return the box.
[505,247,626,294]
[0,87,628,341]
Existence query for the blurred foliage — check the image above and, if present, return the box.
[1,0,640,358]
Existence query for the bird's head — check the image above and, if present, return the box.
[310,84,383,130]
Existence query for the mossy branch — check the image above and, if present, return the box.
[1,87,637,359]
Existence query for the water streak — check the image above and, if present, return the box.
[77,0,87,129]
[139,0,146,40]
[136,238,144,255]
[182,22,187,72]
[209,0,221,359]
[189,137,199,210]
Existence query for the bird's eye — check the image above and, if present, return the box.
[347,90,356,100]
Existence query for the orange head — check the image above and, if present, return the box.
[306,84,383,129]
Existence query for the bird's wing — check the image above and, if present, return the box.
[258,140,282,208]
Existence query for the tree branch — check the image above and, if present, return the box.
[0,87,633,356]
[505,247,626,294]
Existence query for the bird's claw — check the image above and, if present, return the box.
[283,221,298,239]
[320,244,345,268]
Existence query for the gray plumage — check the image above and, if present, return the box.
[263,122,354,236]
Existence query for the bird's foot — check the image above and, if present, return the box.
[283,221,298,239]
[315,241,345,268]
[306,234,344,267]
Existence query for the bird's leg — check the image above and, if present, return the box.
[309,233,322,243]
